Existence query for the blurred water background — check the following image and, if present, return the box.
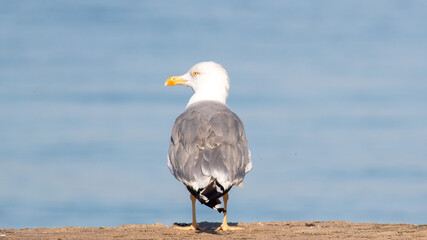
[1,0,427,229]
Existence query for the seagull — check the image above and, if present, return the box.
[165,61,252,231]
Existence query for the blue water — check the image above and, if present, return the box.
[1,0,427,229]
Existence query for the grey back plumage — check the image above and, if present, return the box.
[168,101,252,197]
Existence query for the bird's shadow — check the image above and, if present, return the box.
[173,221,239,234]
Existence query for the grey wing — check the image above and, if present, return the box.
[167,110,213,190]
[168,106,252,191]
[202,110,252,189]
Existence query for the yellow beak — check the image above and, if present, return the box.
[165,76,188,86]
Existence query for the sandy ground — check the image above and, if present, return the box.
[1,221,426,239]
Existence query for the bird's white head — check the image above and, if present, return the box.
[165,61,230,107]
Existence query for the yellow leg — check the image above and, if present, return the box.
[216,193,242,231]
[174,195,200,230]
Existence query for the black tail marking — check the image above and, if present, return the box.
[186,179,230,213]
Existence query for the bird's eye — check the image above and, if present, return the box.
[192,72,199,77]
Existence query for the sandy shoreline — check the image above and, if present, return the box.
[1,221,426,239]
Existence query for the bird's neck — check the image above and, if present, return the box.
[187,88,228,107]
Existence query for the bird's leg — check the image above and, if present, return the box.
[216,193,242,231]
[174,194,200,230]
[190,194,200,230]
